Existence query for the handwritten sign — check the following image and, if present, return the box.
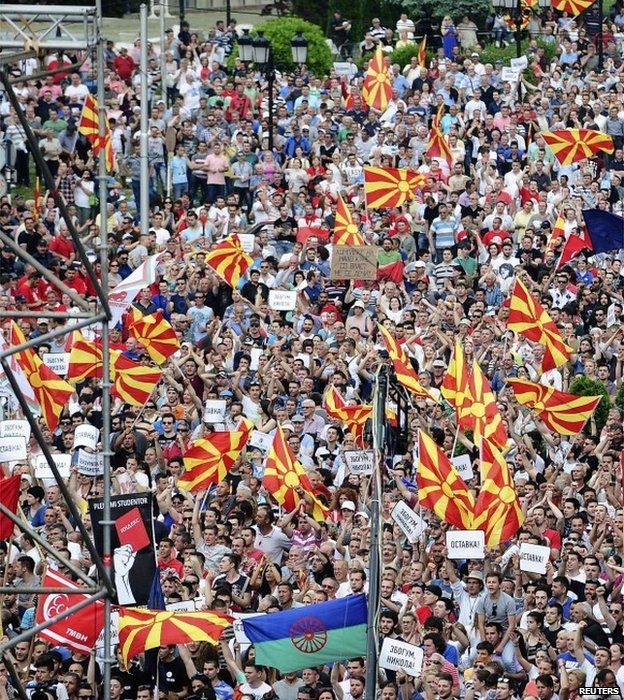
[446,530,485,559]
[379,637,424,675]
[344,450,375,475]
[203,400,226,423]
[510,56,528,69]
[248,430,273,452]
[34,454,72,480]
[519,542,550,574]
[75,450,104,476]
[391,501,427,543]
[330,245,378,280]
[269,290,297,311]
[0,436,27,462]
[73,424,100,451]
[238,233,255,253]
[0,420,31,440]
[451,454,473,482]
[43,353,71,376]
[501,67,521,82]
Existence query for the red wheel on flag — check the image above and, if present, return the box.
[289,617,328,653]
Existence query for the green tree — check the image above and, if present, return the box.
[568,375,612,434]
[615,380,624,415]
[380,0,491,26]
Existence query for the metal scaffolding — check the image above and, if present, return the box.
[0,4,114,698]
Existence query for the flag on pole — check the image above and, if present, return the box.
[77,94,115,171]
[551,0,593,14]
[108,253,164,328]
[0,475,20,540]
[363,167,425,209]
[417,35,427,67]
[506,378,602,435]
[67,333,104,383]
[111,354,162,406]
[441,341,471,418]
[324,386,373,440]
[205,234,253,288]
[425,125,454,166]
[128,311,180,365]
[0,332,38,414]
[243,595,367,672]
[546,212,566,253]
[333,195,364,246]
[34,177,41,220]
[460,360,508,449]
[417,432,475,529]
[557,225,591,268]
[362,47,392,112]
[541,129,614,166]
[507,278,572,370]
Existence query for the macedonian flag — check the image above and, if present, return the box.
[473,438,523,547]
[507,278,572,371]
[458,360,507,450]
[426,125,454,166]
[263,426,328,520]
[417,431,475,530]
[77,94,115,171]
[364,167,424,209]
[362,47,392,112]
[417,35,427,67]
[333,195,364,246]
[205,234,253,288]
[541,129,614,166]
[10,322,74,431]
[506,377,601,435]
[112,353,162,406]
[441,341,471,420]
[551,0,594,16]
[179,420,252,492]
[128,311,180,366]
[67,332,105,384]
[324,385,373,434]
[118,607,232,666]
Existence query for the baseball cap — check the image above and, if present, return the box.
[341,500,356,511]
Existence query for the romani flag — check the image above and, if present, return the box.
[473,438,524,546]
[507,278,572,371]
[205,234,253,288]
[362,47,392,112]
[333,195,364,246]
[426,125,454,166]
[417,35,427,67]
[263,426,328,520]
[506,377,601,435]
[363,166,425,209]
[377,324,438,401]
[77,93,115,171]
[118,607,232,666]
[111,353,162,406]
[178,419,252,492]
[441,340,471,422]
[551,0,593,14]
[541,129,614,166]
[10,322,73,431]
[128,311,180,366]
[417,431,475,529]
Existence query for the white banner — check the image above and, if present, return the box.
[203,399,226,423]
[519,543,550,574]
[0,436,27,462]
[0,420,31,440]
[344,450,375,475]
[501,67,521,82]
[73,424,100,451]
[379,637,424,675]
[75,450,104,476]
[248,430,273,452]
[108,252,164,328]
[446,530,485,559]
[34,454,72,480]
[42,353,71,377]
[510,56,528,69]
[451,454,473,482]
[391,501,427,543]
[233,612,265,644]
[238,233,255,253]
[268,290,297,311]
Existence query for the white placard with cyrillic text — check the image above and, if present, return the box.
[379,637,424,675]
[451,454,473,482]
[344,450,375,475]
[391,501,427,543]
[519,542,550,574]
[73,424,100,451]
[269,290,297,311]
[446,530,485,559]
[43,353,71,376]
[203,400,227,423]
[0,436,27,462]
[0,420,31,440]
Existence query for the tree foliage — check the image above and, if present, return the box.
[381,0,491,26]
[568,375,612,434]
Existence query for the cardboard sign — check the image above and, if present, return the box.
[0,436,27,462]
[248,430,273,452]
[451,454,473,482]
[379,637,424,675]
[391,501,427,543]
[43,353,71,376]
[203,399,226,423]
[233,612,265,644]
[510,55,528,69]
[73,424,100,451]
[446,530,485,559]
[34,454,71,480]
[167,600,198,612]
[269,289,297,311]
[333,62,357,78]
[0,420,31,440]
[501,67,521,82]
[344,450,375,475]
[331,245,378,280]
[115,506,151,552]
[238,233,255,253]
[75,450,104,476]
[519,542,550,574]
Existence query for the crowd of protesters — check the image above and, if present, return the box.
[0,4,624,700]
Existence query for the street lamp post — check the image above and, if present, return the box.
[290,31,309,65]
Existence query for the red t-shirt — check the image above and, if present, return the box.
[49,235,75,260]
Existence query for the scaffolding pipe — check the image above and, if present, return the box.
[140,4,150,236]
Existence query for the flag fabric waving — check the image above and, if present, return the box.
[112,353,162,406]
[417,432,475,529]
[541,129,614,166]
[364,167,424,209]
[10,322,74,431]
[426,125,454,166]
[462,360,508,449]
[558,225,591,268]
[179,422,252,492]
[507,278,572,370]
[581,209,624,255]
[473,438,524,546]
[128,311,181,366]
[546,212,566,253]
[0,332,39,415]
[242,594,367,672]
[441,341,471,418]
[417,35,427,67]
[324,386,373,439]
[377,324,438,401]
[0,475,20,540]
[67,333,104,383]
[118,607,232,666]
[205,234,253,288]
[551,0,594,16]
[77,94,115,171]
[506,378,601,435]
[333,195,364,246]
[108,253,164,328]
[362,47,392,112]
[263,426,328,519]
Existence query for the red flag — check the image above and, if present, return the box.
[558,226,591,268]
[426,125,454,166]
[0,475,20,539]
[417,35,427,67]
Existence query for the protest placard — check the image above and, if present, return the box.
[379,638,424,675]
[75,450,104,476]
[73,424,100,451]
[0,436,27,462]
[391,501,427,543]
[0,420,31,440]
[451,454,473,482]
[269,290,297,311]
[34,454,72,480]
[519,543,550,574]
[446,530,485,559]
[203,400,226,423]
[43,353,71,376]
[331,246,378,280]
[344,450,375,475]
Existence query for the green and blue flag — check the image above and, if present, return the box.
[242,594,368,672]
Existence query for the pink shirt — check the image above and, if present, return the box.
[205,153,228,185]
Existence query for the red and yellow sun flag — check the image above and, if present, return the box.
[460,360,508,450]
[426,125,454,166]
[377,324,438,401]
[67,333,104,383]
[263,426,328,520]
[364,167,424,209]
[473,438,523,547]
[441,341,471,423]
[179,420,252,492]
[10,322,73,431]
[546,211,566,253]
[205,234,253,288]
[77,94,115,171]
[128,311,180,366]
[551,0,593,16]
[362,47,392,112]
[112,353,162,406]
[507,278,572,371]
[324,386,373,437]
[118,607,232,666]
[541,129,614,166]
[432,101,445,128]
[333,195,364,246]
[417,431,475,529]
[417,35,427,67]
[506,377,601,435]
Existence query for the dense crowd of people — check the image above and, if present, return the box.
[0,4,624,700]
